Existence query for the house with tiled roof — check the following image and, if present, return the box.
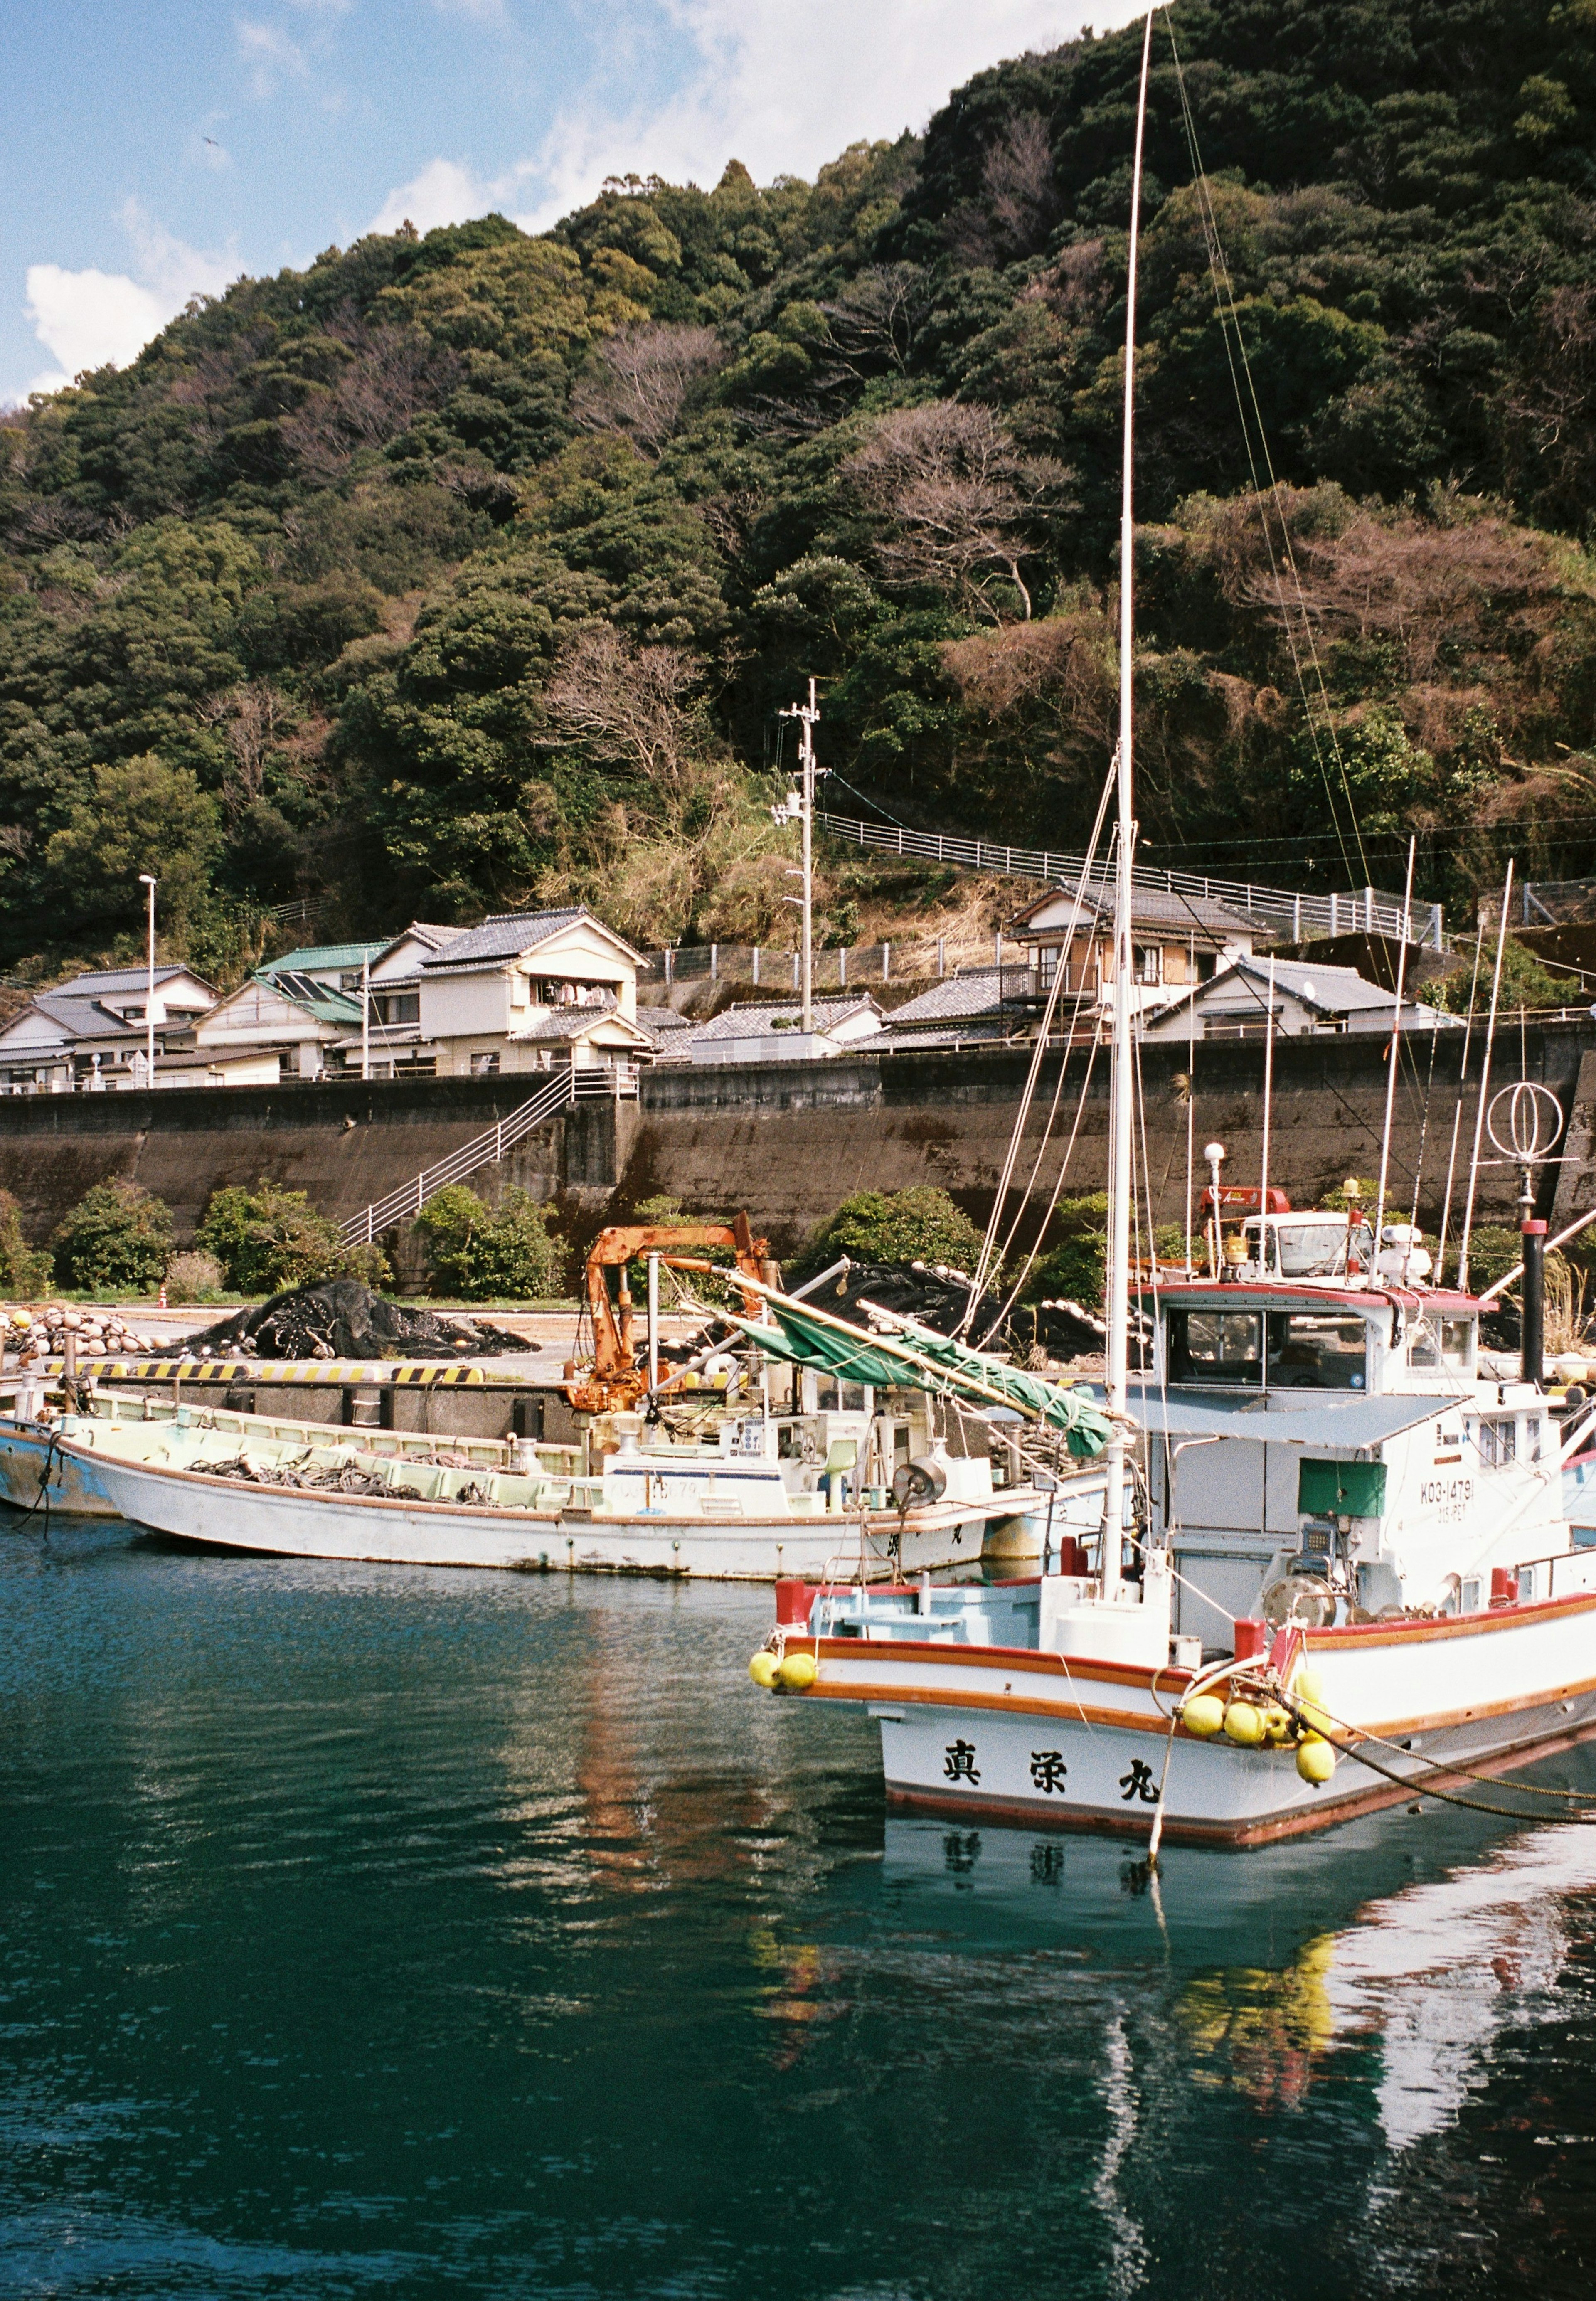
[0,964,217,1092]
[878,968,1034,1052]
[418,909,650,1077]
[1140,957,1462,1042]
[1007,883,1259,1031]
[680,996,884,1065]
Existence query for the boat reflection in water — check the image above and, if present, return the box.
[873,1808,1596,2156]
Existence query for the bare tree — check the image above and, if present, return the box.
[571,323,727,459]
[843,401,1071,621]
[819,264,933,379]
[946,110,1063,266]
[280,321,462,484]
[541,624,705,789]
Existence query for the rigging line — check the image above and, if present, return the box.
[1436,926,1486,1277]
[1167,20,1373,890]
[1408,992,1446,1239]
[963,758,1118,1316]
[974,1031,1104,1344]
[986,964,1104,1286]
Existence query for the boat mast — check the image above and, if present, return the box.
[1101,5,1157,1602]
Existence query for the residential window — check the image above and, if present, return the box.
[376,992,419,1025]
[470,1051,500,1077]
[1135,945,1162,985]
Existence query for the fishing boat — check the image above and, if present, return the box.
[26,1365,1101,1580]
[744,7,1596,1843]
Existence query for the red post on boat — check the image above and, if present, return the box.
[1233,1617,1268,1662]
[1522,1217,1546,1388]
[775,1580,814,1627]
[1490,1567,1519,1607]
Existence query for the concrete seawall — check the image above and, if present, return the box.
[0,1025,1589,1261]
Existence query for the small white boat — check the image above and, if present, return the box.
[30,1386,1079,1582]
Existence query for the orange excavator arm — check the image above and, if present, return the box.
[566,1211,771,1414]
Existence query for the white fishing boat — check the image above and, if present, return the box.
[745,8,1596,1843]
[28,1377,1087,1581]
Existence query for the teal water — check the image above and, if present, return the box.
[3,1523,1595,2299]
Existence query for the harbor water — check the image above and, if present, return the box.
[3,1522,1595,2297]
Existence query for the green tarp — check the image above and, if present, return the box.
[727,1298,1115,1458]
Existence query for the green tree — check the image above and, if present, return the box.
[0,1190,53,1297]
[42,754,222,946]
[196,1178,348,1294]
[52,1180,172,1292]
[412,1184,562,1301]
[793,1185,985,1281]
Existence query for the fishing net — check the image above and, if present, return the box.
[186,1280,526,1362]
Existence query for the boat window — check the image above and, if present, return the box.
[1265,1311,1368,1390]
[1166,1309,1263,1385]
[1440,1318,1474,1371]
[1407,1313,1443,1369]
[1242,1217,1374,1277]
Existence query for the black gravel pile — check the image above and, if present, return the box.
[187,1280,526,1361]
[814,1261,1015,1348]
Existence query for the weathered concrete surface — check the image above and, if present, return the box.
[617,1026,1587,1252]
[0,1077,635,1246]
[0,1025,1584,1260]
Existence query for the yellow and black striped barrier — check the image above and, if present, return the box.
[36,1359,488,1386]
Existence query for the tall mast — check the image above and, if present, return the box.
[1101,7,1156,1601]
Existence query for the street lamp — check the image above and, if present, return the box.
[137,874,157,1089]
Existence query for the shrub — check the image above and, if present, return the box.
[163,1249,226,1301]
[793,1185,986,1283]
[0,1190,52,1298]
[413,1185,562,1301]
[52,1180,173,1292]
[197,1178,348,1295]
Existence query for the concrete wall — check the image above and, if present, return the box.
[0,1024,1585,1265]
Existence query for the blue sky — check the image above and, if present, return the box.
[1,0,1144,407]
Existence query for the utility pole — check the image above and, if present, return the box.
[361,952,371,1083]
[137,874,157,1089]
[776,678,821,1032]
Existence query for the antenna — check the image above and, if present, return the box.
[1258,952,1276,1261]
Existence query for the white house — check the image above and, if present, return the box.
[190,969,365,1079]
[0,964,217,1093]
[312,924,465,1078]
[418,909,651,1078]
[1139,957,1462,1042]
[681,996,885,1065]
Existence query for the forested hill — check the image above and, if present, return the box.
[5,0,1596,983]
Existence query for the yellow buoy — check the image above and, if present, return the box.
[1180,1693,1226,1738]
[748,1651,779,1689]
[1223,1700,1265,1747]
[1259,1703,1293,1744]
[777,1650,818,1691]
[1296,1735,1336,1786]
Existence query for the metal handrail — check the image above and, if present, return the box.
[813,810,1446,949]
[338,1067,632,1244]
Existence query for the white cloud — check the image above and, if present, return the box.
[429,0,508,19]
[368,158,499,237]
[15,206,238,399]
[512,0,1151,229]
[236,18,312,98]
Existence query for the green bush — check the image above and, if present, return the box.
[412,1185,562,1301]
[196,1178,370,1295]
[52,1180,173,1292]
[0,1190,53,1297]
[793,1185,986,1283]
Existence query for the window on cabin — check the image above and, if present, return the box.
[1407,1313,1443,1369]
[1167,1309,1263,1385]
[1440,1318,1474,1371]
[1267,1311,1368,1389]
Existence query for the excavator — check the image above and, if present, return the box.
[563,1212,774,1415]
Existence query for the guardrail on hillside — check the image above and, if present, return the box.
[813,810,1446,949]
[339,1066,634,1245]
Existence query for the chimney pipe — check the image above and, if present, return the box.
[1521,1217,1547,1388]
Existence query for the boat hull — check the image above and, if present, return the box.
[57,1440,1003,1580]
[0,1423,119,1518]
[791,1589,1596,1845]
